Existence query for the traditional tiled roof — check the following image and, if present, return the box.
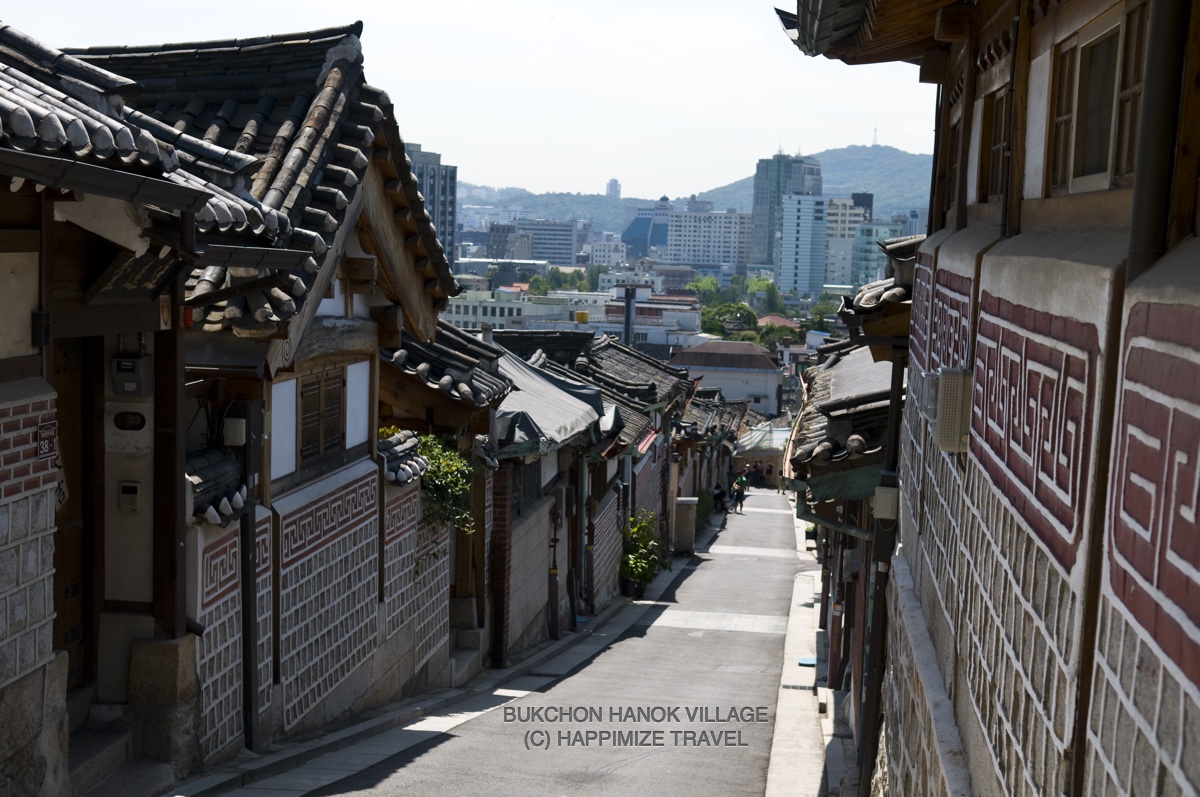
[381,319,512,408]
[70,23,454,337]
[790,346,901,471]
[185,447,248,526]
[378,429,428,486]
[583,335,693,411]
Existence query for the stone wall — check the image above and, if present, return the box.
[634,443,663,523]
[591,491,620,609]
[879,554,973,797]
[0,378,64,797]
[382,483,419,638]
[504,495,552,655]
[274,461,379,732]
[194,524,242,761]
[1082,242,1200,796]
[0,378,58,690]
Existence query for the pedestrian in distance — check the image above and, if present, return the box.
[712,484,728,513]
[733,469,749,513]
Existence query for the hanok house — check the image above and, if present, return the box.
[492,331,695,588]
[63,22,460,776]
[781,0,1200,794]
[667,339,784,417]
[377,319,513,681]
[0,24,248,797]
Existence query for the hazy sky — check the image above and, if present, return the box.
[11,1,937,200]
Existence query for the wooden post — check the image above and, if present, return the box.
[153,273,186,638]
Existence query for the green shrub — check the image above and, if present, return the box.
[620,511,665,584]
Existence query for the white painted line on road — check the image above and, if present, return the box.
[738,507,795,514]
[706,544,797,559]
[633,608,788,635]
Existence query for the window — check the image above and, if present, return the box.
[299,369,343,466]
[980,88,1009,201]
[1049,3,1146,194]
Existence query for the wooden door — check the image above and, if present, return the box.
[51,338,88,691]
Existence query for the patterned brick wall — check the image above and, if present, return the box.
[0,384,57,688]
[275,463,378,730]
[196,525,242,760]
[382,484,419,638]
[591,492,620,608]
[1084,298,1200,795]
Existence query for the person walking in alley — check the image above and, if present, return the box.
[733,469,749,513]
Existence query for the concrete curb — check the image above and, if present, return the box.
[162,518,729,797]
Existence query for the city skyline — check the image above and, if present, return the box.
[9,0,937,200]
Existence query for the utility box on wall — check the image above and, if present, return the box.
[111,353,153,398]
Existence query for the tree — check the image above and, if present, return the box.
[528,275,550,296]
[762,282,785,314]
[686,276,721,306]
[701,302,758,336]
[758,324,797,350]
[587,266,608,292]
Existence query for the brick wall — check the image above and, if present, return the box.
[878,554,973,797]
[274,461,378,731]
[0,379,57,688]
[195,524,242,760]
[591,492,620,608]
[382,483,419,638]
[1083,274,1200,795]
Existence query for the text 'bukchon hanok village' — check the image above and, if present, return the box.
[0,1,1198,795]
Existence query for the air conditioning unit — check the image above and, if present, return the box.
[933,367,973,453]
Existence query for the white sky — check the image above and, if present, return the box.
[11,1,937,200]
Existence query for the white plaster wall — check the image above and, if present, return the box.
[317,280,343,317]
[508,499,552,645]
[352,292,371,319]
[270,380,296,480]
[345,361,370,449]
[0,253,38,360]
[686,367,779,415]
[1024,50,1051,200]
[103,336,154,604]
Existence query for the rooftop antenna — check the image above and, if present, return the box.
[872,127,878,146]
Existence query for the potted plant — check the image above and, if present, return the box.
[619,512,665,599]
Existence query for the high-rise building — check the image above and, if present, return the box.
[406,143,457,265]
[621,196,673,258]
[751,153,823,267]
[606,178,621,199]
[851,220,906,286]
[664,200,752,268]
[850,191,874,221]
[777,194,827,297]
[515,219,578,266]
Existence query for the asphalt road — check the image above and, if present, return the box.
[250,489,804,797]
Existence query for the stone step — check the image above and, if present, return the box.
[455,627,485,650]
[448,647,482,688]
[68,726,131,797]
[80,759,175,797]
[66,686,95,734]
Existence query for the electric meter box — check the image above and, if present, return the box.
[112,354,153,398]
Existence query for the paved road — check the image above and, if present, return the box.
[222,488,816,797]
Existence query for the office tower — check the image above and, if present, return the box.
[406,143,457,265]
[606,178,621,199]
[751,153,823,267]
[777,194,827,297]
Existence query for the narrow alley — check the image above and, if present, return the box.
[177,489,830,797]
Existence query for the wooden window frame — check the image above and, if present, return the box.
[1048,3,1146,196]
[980,88,1010,203]
[297,367,346,478]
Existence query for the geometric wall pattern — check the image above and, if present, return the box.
[197,526,243,761]
[383,483,418,638]
[277,470,378,730]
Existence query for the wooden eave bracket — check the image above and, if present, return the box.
[935,4,973,43]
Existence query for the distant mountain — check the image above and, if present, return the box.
[697,145,932,217]
[457,145,932,235]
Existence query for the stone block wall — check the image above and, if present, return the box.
[0,379,57,690]
[410,515,449,671]
[194,524,242,761]
[591,492,620,608]
[878,555,972,797]
[274,461,378,731]
[504,496,551,654]
[382,483,419,638]
[254,511,272,721]
[634,445,662,524]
